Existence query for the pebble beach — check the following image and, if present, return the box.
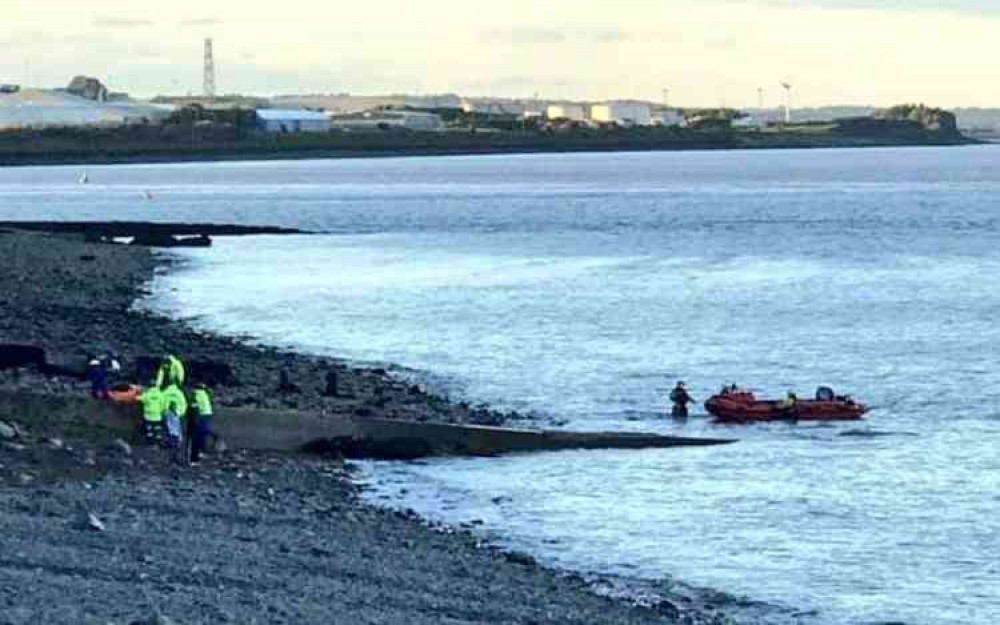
[0,229,740,625]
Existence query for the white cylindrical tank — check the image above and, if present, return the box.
[546,104,586,121]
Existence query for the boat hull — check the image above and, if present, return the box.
[705,394,866,423]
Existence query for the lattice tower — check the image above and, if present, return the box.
[203,38,216,98]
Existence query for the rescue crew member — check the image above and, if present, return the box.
[669,381,695,418]
[137,382,166,444]
[777,392,798,412]
[190,383,216,465]
[155,353,186,388]
[86,355,110,400]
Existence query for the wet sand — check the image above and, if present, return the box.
[0,229,747,625]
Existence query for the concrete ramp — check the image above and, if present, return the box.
[330,419,735,459]
[0,391,735,459]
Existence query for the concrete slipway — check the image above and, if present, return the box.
[0,391,735,459]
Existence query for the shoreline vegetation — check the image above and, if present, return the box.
[0,116,977,168]
[0,228,779,624]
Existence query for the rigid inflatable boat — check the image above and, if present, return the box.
[705,388,866,423]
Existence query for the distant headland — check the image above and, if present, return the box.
[0,77,978,167]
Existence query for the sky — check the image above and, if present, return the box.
[2,0,998,107]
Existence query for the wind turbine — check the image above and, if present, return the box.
[780,81,793,124]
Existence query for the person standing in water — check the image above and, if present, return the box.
[669,381,695,418]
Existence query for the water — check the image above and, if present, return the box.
[2,148,998,624]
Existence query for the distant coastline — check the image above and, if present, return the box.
[0,126,978,168]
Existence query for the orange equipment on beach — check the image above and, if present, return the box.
[108,384,143,405]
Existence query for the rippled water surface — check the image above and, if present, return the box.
[3,148,998,625]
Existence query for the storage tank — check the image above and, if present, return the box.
[546,104,586,121]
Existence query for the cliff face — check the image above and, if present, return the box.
[874,104,959,133]
[833,104,964,140]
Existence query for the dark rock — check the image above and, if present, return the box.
[323,370,340,397]
[278,369,301,394]
[0,344,46,371]
[504,551,538,567]
[66,75,109,101]
[304,436,436,461]
[133,355,162,383]
[188,359,237,386]
[129,613,179,625]
[131,232,212,248]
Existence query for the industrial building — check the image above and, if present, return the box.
[651,110,683,126]
[0,88,173,130]
[328,110,445,131]
[256,109,332,133]
[590,102,653,126]
[732,115,762,130]
[546,104,586,122]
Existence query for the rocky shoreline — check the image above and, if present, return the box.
[0,229,508,426]
[0,125,977,169]
[0,229,757,624]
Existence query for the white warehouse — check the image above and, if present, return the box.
[591,102,652,126]
[256,109,331,133]
[329,110,445,131]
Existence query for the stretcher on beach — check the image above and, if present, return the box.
[108,384,142,404]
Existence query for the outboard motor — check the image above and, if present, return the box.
[815,386,835,401]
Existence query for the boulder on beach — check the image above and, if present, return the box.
[0,344,46,371]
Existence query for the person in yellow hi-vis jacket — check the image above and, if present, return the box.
[137,383,166,445]
[154,354,186,388]
[190,383,216,465]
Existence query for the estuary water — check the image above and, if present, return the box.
[2,148,998,624]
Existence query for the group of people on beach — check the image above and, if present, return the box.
[139,354,217,465]
[89,352,217,465]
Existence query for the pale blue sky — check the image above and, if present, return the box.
[753,0,997,12]
[3,0,997,106]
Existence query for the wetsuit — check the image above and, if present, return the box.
[670,387,694,418]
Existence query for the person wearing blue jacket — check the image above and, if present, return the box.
[163,383,189,464]
[86,355,109,400]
